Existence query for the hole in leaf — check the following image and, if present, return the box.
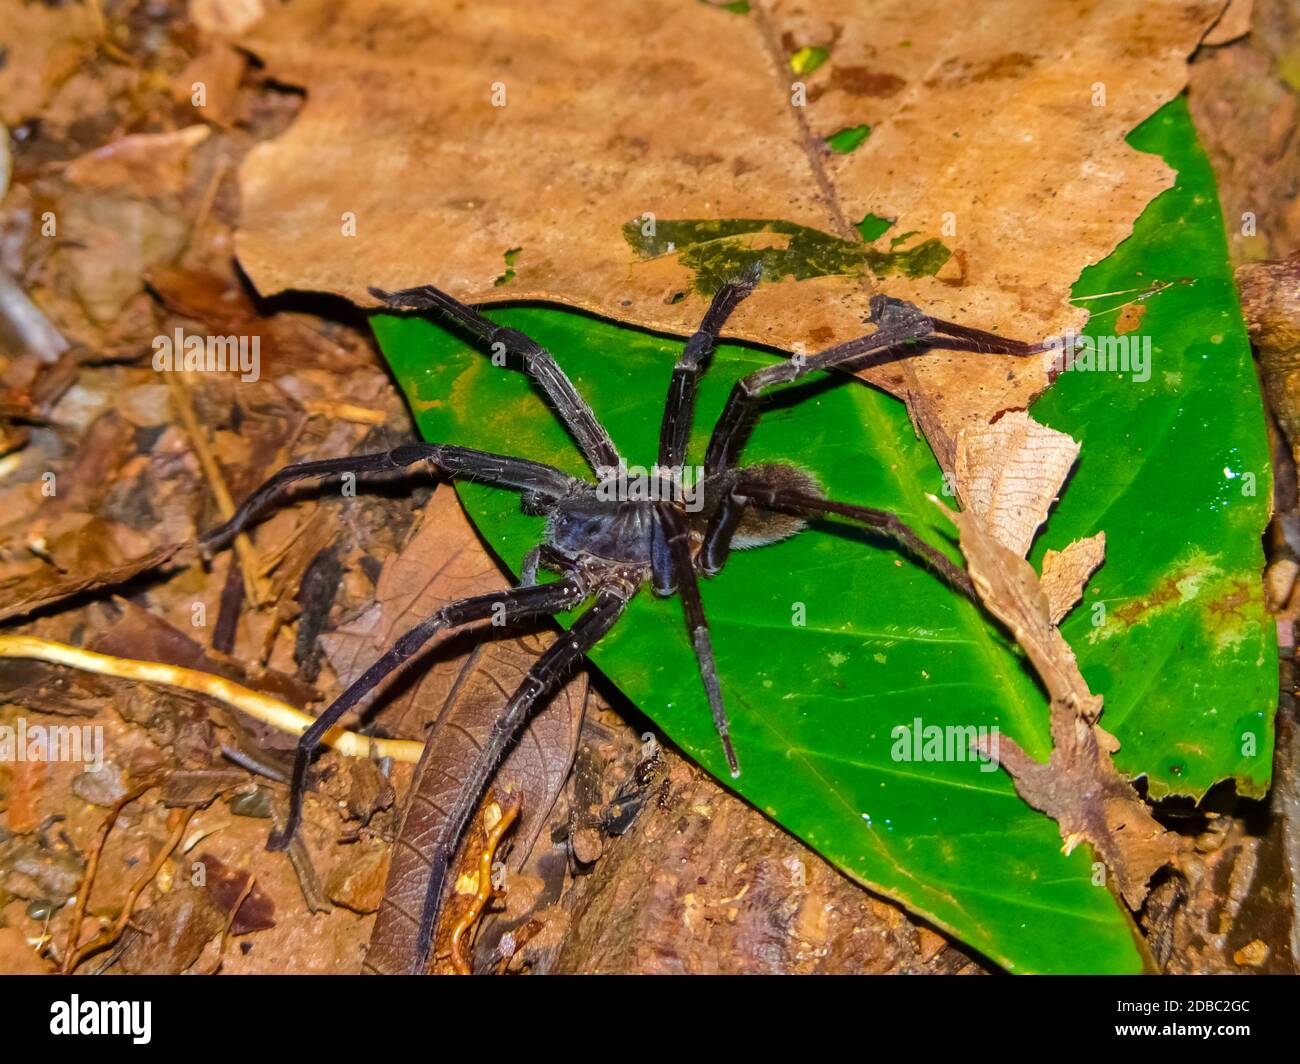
[789,46,830,76]
[494,246,522,287]
[826,124,872,154]
[855,213,895,242]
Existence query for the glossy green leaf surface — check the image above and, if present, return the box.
[1030,97,1275,799]
[371,98,1271,972]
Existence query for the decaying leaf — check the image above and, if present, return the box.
[313,485,586,973]
[935,498,1179,909]
[1237,251,1300,463]
[0,0,99,125]
[233,0,1224,464]
[369,626,586,974]
[936,499,1100,719]
[1041,532,1107,625]
[953,408,1105,624]
[194,851,276,934]
[0,542,188,624]
[64,127,211,197]
[119,886,227,975]
[954,410,1081,557]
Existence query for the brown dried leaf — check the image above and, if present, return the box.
[148,264,365,375]
[57,195,189,326]
[0,541,187,624]
[233,0,1221,463]
[347,488,587,974]
[119,886,227,975]
[1041,531,1107,625]
[0,0,98,125]
[1202,0,1254,46]
[954,411,1080,558]
[935,498,1099,717]
[195,851,276,934]
[934,499,1178,908]
[64,127,210,197]
[173,43,248,126]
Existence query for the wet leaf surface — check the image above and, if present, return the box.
[373,99,1273,974]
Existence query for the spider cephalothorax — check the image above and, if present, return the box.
[200,265,1049,971]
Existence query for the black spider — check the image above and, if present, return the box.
[199,266,1046,925]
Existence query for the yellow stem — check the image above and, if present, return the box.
[0,635,422,764]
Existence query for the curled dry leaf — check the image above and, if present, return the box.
[316,486,586,974]
[63,126,211,197]
[953,408,1105,624]
[953,410,1080,557]
[934,498,1179,909]
[1041,531,1107,625]
[935,498,1100,719]
[1237,251,1300,462]
[233,0,1223,464]
[0,541,188,624]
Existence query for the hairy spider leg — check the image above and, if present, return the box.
[199,443,577,555]
[520,542,582,586]
[267,571,596,851]
[921,314,1057,356]
[704,478,975,601]
[702,303,936,478]
[703,296,1056,478]
[653,502,739,776]
[377,581,633,975]
[657,263,762,469]
[369,284,621,474]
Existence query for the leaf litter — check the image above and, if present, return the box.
[232,0,1223,462]
[0,0,1287,974]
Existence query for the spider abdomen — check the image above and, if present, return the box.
[729,463,824,549]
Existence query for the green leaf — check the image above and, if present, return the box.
[855,212,895,242]
[826,124,872,154]
[621,217,950,296]
[1029,96,1276,799]
[493,246,521,287]
[370,97,1271,973]
[789,46,830,76]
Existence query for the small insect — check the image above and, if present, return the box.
[200,266,1046,940]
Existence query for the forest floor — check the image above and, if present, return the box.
[0,0,1298,974]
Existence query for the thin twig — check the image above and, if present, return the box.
[220,744,290,784]
[64,806,196,973]
[61,782,152,973]
[165,372,268,606]
[271,806,331,914]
